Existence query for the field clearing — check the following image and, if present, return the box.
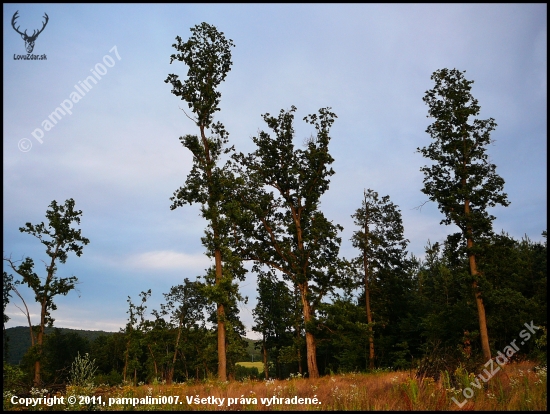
[236,361,264,372]
[3,361,546,411]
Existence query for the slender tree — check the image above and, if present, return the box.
[3,198,89,386]
[350,189,409,369]
[231,106,343,378]
[165,22,238,381]
[122,290,150,385]
[418,68,509,361]
[158,278,207,384]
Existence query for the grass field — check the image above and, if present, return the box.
[3,361,546,411]
[236,361,264,372]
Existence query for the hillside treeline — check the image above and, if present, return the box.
[3,230,546,386]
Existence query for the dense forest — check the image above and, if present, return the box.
[3,22,547,390]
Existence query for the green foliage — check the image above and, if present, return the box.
[349,189,410,369]
[42,328,91,384]
[230,106,343,377]
[3,198,89,386]
[94,369,123,386]
[3,272,13,362]
[351,189,409,277]
[165,22,243,381]
[476,231,548,354]
[418,68,509,247]
[3,272,13,326]
[234,364,260,381]
[4,199,89,329]
[232,105,342,291]
[252,272,297,378]
[3,362,26,395]
[317,297,370,373]
[69,352,97,387]
[165,22,235,129]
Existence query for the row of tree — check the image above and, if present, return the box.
[3,22,546,387]
[4,228,546,385]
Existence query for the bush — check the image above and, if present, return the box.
[69,352,97,387]
[3,362,27,394]
[94,369,123,386]
[235,365,259,381]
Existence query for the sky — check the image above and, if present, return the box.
[3,4,546,339]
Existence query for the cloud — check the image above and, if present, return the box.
[124,250,213,271]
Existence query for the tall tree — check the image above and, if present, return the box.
[3,198,89,386]
[165,22,238,381]
[231,106,343,378]
[418,68,509,361]
[350,189,409,369]
[122,290,150,385]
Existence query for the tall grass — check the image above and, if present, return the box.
[3,361,546,410]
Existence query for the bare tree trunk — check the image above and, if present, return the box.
[34,295,49,386]
[363,216,375,370]
[364,261,375,370]
[469,240,491,361]
[215,246,227,381]
[262,336,269,380]
[148,344,158,378]
[200,124,227,382]
[299,284,319,378]
[465,198,491,361]
[167,323,183,385]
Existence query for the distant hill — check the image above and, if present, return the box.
[3,326,262,366]
[3,326,116,365]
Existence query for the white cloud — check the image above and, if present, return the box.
[124,250,213,271]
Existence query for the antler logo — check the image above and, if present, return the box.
[11,10,49,54]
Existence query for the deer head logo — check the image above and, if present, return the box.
[11,10,49,54]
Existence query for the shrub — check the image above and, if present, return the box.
[69,352,97,387]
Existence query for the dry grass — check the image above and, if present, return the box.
[3,361,546,410]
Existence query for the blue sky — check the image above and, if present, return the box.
[3,4,546,338]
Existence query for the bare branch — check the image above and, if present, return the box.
[178,106,198,124]
[412,200,429,212]
[11,284,35,346]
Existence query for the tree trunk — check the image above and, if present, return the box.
[34,297,48,386]
[364,257,375,370]
[215,246,227,381]
[363,217,375,370]
[469,240,491,361]
[200,124,227,382]
[299,283,318,378]
[148,344,158,378]
[465,198,491,361]
[167,323,183,385]
[123,340,129,383]
[262,336,269,380]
